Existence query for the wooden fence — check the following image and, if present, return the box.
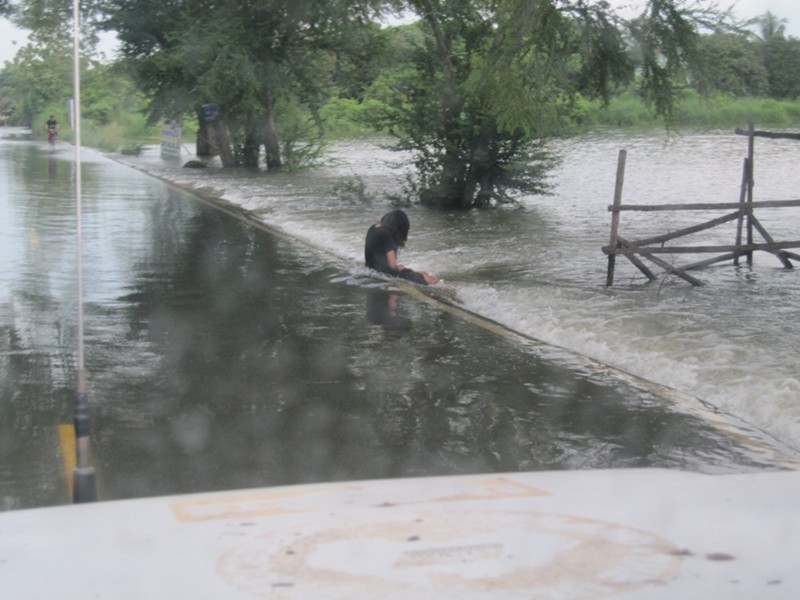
[603,124,800,286]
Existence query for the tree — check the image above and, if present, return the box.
[367,0,726,209]
[0,43,71,128]
[1,0,84,129]
[751,10,787,41]
[744,11,800,100]
[762,35,800,99]
[0,1,148,133]
[690,32,768,97]
[7,0,101,55]
[101,0,396,168]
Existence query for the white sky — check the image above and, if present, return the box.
[1,1,799,65]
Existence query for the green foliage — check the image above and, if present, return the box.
[0,43,72,128]
[101,0,393,168]
[119,142,144,156]
[367,2,567,208]
[575,91,800,130]
[78,115,159,153]
[264,100,327,171]
[318,98,385,138]
[573,92,659,129]
[690,32,768,97]
[9,0,101,55]
[750,11,788,41]
[762,36,800,99]
[327,175,370,203]
[363,0,725,209]
[626,0,701,124]
[7,0,799,210]
[1,41,153,147]
[1,0,148,138]
[82,63,147,126]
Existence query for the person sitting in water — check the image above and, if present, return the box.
[364,209,438,285]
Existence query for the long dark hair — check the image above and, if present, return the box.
[379,209,410,248]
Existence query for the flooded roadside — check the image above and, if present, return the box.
[1,134,794,511]
[117,132,800,455]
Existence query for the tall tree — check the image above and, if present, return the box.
[762,35,800,99]
[1,0,102,129]
[371,0,725,209]
[690,32,768,97]
[751,10,787,40]
[101,0,395,168]
[7,0,101,53]
[747,11,800,100]
[0,43,71,128]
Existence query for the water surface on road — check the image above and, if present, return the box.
[0,132,793,511]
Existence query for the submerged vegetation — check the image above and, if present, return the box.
[1,2,800,207]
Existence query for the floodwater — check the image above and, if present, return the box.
[0,128,797,511]
[120,129,800,450]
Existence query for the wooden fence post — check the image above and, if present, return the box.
[604,127,799,286]
[734,157,748,266]
[746,122,755,266]
[605,149,626,286]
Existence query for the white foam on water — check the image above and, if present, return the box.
[454,279,800,449]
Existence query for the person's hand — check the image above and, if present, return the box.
[422,271,438,285]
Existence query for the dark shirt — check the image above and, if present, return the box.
[364,224,427,285]
[365,225,395,273]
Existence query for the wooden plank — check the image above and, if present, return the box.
[641,254,706,286]
[617,237,657,281]
[623,253,658,281]
[615,240,800,255]
[750,215,794,268]
[682,253,738,271]
[623,212,740,249]
[608,199,800,212]
[735,127,800,140]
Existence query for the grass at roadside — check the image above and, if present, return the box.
[51,92,800,156]
[573,91,800,132]
[319,92,800,138]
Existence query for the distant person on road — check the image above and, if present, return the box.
[364,209,438,285]
[45,115,59,147]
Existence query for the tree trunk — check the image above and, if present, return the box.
[243,126,260,168]
[195,106,218,157]
[264,100,282,169]
[461,123,496,208]
[414,0,467,209]
[440,150,467,208]
[462,164,479,208]
[209,122,237,167]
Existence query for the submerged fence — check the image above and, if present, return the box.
[603,124,800,286]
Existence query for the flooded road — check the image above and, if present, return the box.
[120,131,800,454]
[0,132,793,511]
